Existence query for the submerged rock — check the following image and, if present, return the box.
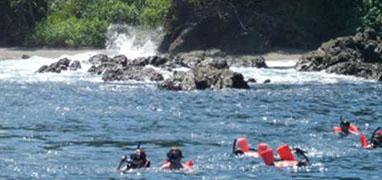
[296,28,382,81]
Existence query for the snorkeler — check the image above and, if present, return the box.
[360,127,382,149]
[161,147,193,170]
[117,143,150,172]
[333,117,360,136]
[232,137,259,158]
[258,144,310,168]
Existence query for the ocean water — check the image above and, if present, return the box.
[0,27,381,179]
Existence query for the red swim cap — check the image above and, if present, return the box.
[257,143,270,153]
[236,138,250,152]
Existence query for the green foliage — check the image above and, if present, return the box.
[32,14,107,47]
[139,0,171,27]
[31,0,170,47]
[360,0,382,31]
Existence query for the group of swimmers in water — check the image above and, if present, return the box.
[117,144,193,172]
[117,117,382,172]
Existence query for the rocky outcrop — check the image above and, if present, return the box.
[159,59,249,91]
[102,67,164,82]
[227,56,268,68]
[37,58,81,73]
[163,50,268,69]
[37,53,258,91]
[296,29,382,81]
[87,54,165,82]
[159,71,196,91]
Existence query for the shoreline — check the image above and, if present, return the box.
[0,48,106,60]
[0,48,304,65]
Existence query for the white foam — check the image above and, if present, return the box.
[105,24,161,59]
[231,67,372,84]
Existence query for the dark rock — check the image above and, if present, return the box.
[263,79,271,84]
[296,28,382,81]
[148,56,168,66]
[88,65,103,75]
[128,57,149,66]
[88,55,127,75]
[228,56,268,68]
[89,54,109,65]
[37,65,49,73]
[170,51,205,68]
[69,60,81,71]
[159,71,196,91]
[102,67,164,82]
[198,57,229,69]
[247,78,257,83]
[37,58,71,73]
[21,54,30,59]
[159,63,249,91]
[194,65,249,89]
[112,55,128,67]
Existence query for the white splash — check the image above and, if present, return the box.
[0,25,164,83]
[231,60,373,84]
[105,24,162,59]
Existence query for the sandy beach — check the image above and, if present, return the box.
[0,48,105,60]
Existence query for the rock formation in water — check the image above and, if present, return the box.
[159,57,249,90]
[87,54,166,82]
[296,28,382,81]
[37,58,81,73]
[85,51,258,90]
[36,50,270,90]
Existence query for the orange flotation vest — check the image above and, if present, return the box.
[259,148,275,166]
[257,143,270,153]
[277,144,296,161]
[360,134,369,148]
[236,137,250,153]
[333,124,360,135]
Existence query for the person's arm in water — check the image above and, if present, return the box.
[117,155,133,171]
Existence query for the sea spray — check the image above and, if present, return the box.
[105,24,163,59]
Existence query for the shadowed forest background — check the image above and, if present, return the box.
[0,0,381,53]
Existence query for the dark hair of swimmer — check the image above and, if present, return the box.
[166,147,184,169]
[294,147,310,167]
[340,117,351,135]
[232,139,244,155]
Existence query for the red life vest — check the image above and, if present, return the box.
[236,137,250,153]
[333,124,360,135]
[277,144,296,161]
